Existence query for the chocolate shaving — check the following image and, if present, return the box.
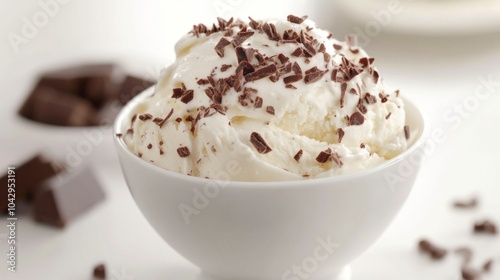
[235,47,255,63]
[316,148,332,163]
[172,87,183,98]
[138,113,153,121]
[349,112,364,126]
[404,125,410,140]
[364,93,377,104]
[331,152,343,167]
[231,31,254,47]
[385,112,392,120]
[214,38,231,57]
[236,61,256,76]
[337,128,345,143]
[254,96,263,108]
[304,67,327,84]
[294,150,303,162]
[278,53,289,64]
[220,64,232,72]
[266,106,275,115]
[291,48,304,57]
[177,146,190,158]
[180,89,194,104]
[287,15,308,24]
[333,44,342,51]
[283,74,303,84]
[153,108,174,128]
[379,93,388,103]
[245,64,277,82]
[197,79,210,85]
[285,84,297,89]
[250,132,272,154]
[340,83,347,108]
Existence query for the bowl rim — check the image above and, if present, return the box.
[114,86,429,188]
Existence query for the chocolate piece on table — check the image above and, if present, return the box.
[33,166,105,228]
[38,63,119,108]
[418,239,447,260]
[473,220,497,235]
[0,154,62,212]
[24,86,98,126]
[93,263,106,279]
[117,75,156,105]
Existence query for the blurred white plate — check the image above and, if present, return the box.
[335,0,500,35]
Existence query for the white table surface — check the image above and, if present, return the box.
[1,1,499,279]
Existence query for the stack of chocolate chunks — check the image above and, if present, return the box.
[1,154,105,227]
[19,63,156,127]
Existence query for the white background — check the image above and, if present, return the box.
[0,0,499,279]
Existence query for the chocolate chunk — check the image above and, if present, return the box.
[244,64,277,82]
[349,112,365,126]
[291,47,304,57]
[93,264,106,279]
[250,132,272,154]
[266,106,275,115]
[287,15,307,24]
[20,86,98,126]
[404,125,410,140]
[278,53,289,64]
[474,220,497,235]
[177,146,191,158]
[418,239,448,260]
[214,38,231,57]
[0,154,62,212]
[220,64,232,72]
[117,75,155,105]
[33,166,105,228]
[294,150,303,162]
[304,67,327,84]
[337,128,345,143]
[453,197,478,209]
[333,44,342,51]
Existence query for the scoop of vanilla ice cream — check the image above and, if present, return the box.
[123,16,410,182]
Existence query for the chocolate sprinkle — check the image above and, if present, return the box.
[404,125,410,140]
[294,150,303,162]
[349,112,365,126]
[266,106,275,115]
[177,146,190,158]
[250,132,272,154]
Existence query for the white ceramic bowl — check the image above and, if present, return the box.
[114,87,427,280]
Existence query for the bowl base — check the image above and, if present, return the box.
[200,266,351,280]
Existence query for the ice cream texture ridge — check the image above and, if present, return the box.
[122,15,414,182]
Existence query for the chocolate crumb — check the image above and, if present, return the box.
[159,148,164,155]
[175,117,182,123]
[404,125,410,140]
[177,146,190,158]
[316,148,332,163]
[337,128,345,143]
[147,143,152,149]
[474,220,497,235]
[349,112,364,126]
[294,150,303,162]
[385,112,392,120]
[333,44,342,51]
[285,84,297,89]
[138,153,142,158]
[211,145,216,153]
[360,143,365,148]
[250,132,272,154]
[266,106,275,115]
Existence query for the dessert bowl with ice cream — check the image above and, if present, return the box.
[114,15,427,280]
